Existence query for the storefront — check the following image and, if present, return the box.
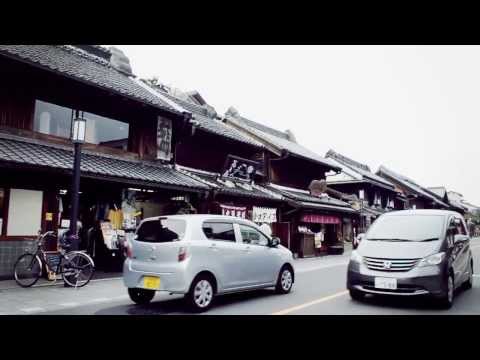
[0,136,209,278]
[265,183,358,258]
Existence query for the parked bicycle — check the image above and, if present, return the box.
[13,230,95,288]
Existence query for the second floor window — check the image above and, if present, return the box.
[33,100,129,150]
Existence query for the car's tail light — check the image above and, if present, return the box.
[178,246,187,262]
[126,242,133,259]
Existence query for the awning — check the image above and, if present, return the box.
[301,214,341,224]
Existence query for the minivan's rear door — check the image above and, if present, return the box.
[130,217,186,273]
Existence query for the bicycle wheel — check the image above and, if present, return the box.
[62,252,95,287]
[14,254,42,288]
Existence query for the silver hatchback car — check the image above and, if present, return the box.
[123,214,295,312]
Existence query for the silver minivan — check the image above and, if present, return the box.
[347,210,474,308]
[123,214,295,312]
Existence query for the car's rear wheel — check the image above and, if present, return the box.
[349,289,365,301]
[437,274,454,309]
[463,261,474,290]
[128,288,155,305]
[186,275,215,312]
[275,266,294,294]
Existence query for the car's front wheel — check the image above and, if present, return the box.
[437,274,454,309]
[128,288,155,305]
[275,266,294,294]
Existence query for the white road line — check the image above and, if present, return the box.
[88,297,110,304]
[271,290,349,315]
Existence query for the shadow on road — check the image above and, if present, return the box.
[94,289,278,315]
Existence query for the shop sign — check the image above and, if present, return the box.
[301,214,341,224]
[220,204,246,219]
[222,155,259,182]
[252,206,277,223]
[157,116,172,161]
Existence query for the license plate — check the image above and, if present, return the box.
[374,277,397,290]
[143,276,160,290]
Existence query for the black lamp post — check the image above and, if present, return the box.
[69,112,86,251]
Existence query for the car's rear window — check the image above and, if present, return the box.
[136,218,186,243]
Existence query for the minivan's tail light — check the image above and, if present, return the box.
[178,246,187,262]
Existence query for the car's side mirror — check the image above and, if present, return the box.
[270,237,280,247]
[353,233,365,249]
[454,234,468,244]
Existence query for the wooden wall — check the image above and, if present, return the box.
[270,156,330,189]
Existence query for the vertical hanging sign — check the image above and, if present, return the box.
[157,116,172,161]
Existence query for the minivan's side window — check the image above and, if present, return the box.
[202,222,236,242]
[239,225,269,246]
[455,218,467,235]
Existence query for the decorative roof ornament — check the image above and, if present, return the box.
[309,179,328,197]
[109,46,133,76]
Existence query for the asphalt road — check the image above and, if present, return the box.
[17,237,479,316]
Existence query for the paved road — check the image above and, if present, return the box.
[2,239,480,315]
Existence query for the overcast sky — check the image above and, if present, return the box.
[111,45,480,205]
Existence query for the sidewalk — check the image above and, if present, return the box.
[0,270,122,291]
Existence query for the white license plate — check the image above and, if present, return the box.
[374,277,397,290]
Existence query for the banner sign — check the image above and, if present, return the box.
[222,155,259,182]
[157,116,172,161]
[301,214,341,224]
[252,206,277,223]
[220,204,246,219]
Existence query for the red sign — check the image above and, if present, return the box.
[301,214,341,224]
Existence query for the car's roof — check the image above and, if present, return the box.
[383,209,463,217]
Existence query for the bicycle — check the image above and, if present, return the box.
[13,231,95,288]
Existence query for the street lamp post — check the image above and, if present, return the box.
[69,112,86,251]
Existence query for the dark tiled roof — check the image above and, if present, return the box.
[0,45,182,116]
[377,166,450,208]
[142,84,263,148]
[229,115,340,170]
[178,168,282,201]
[326,150,396,189]
[0,136,209,191]
[267,185,353,208]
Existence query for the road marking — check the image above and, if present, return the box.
[271,290,349,315]
[20,307,46,314]
[88,297,110,303]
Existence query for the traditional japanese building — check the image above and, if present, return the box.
[223,108,358,257]
[0,45,211,277]
[325,150,406,232]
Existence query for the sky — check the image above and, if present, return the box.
[111,45,480,205]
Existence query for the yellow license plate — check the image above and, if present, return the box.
[143,276,160,290]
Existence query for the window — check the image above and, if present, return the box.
[7,189,43,236]
[202,222,236,242]
[239,224,269,246]
[34,100,72,139]
[366,215,445,241]
[33,100,129,150]
[453,217,467,235]
[136,218,186,243]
